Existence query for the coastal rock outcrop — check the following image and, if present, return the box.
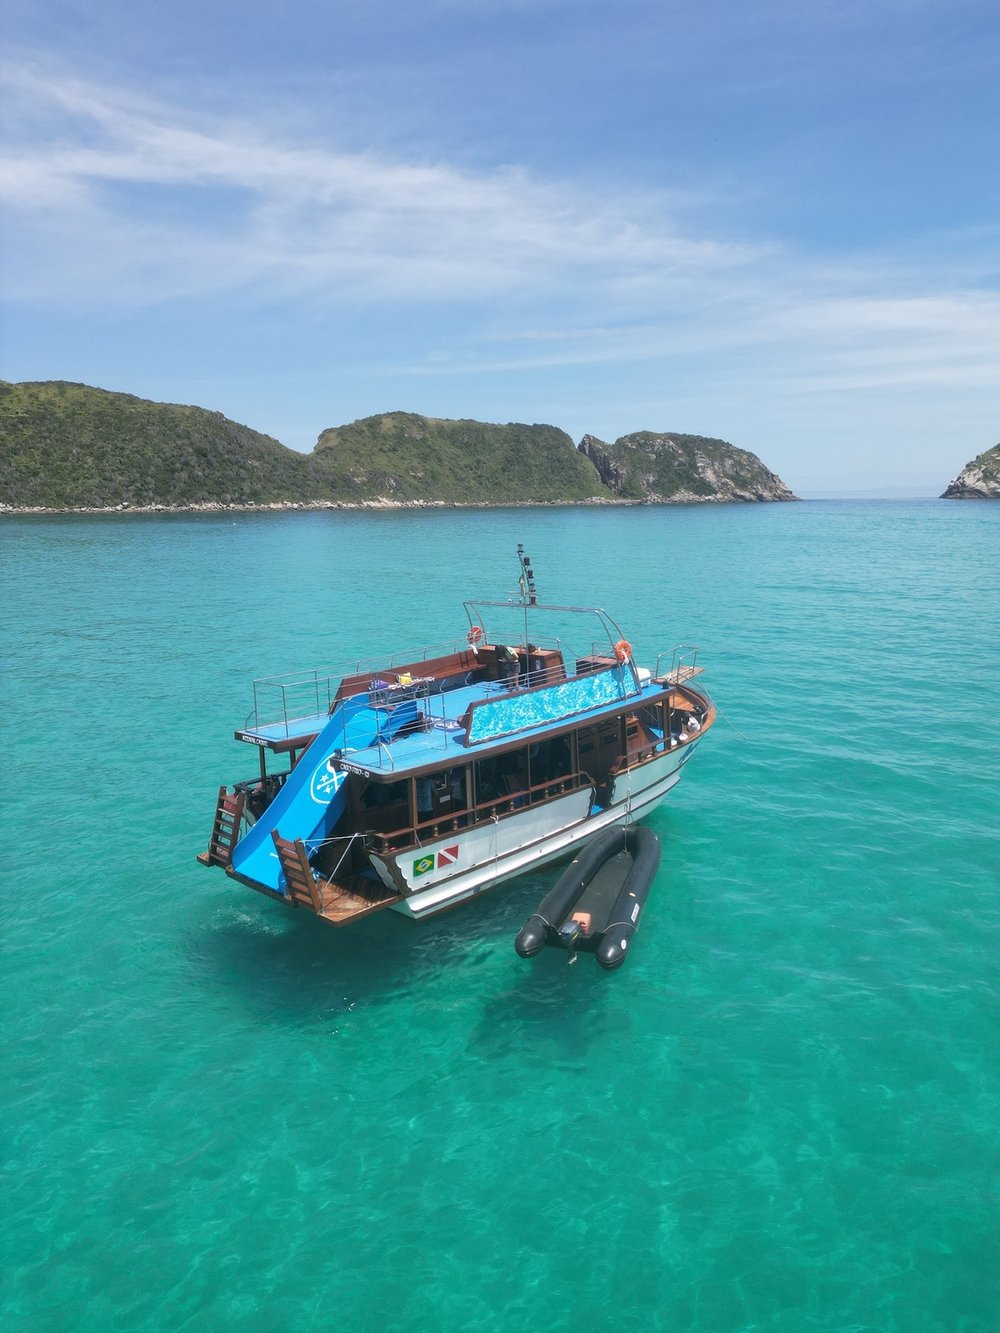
[941,444,1000,498]
[580,430,797,503]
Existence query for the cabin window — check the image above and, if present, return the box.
[434,767,469,810]
[527,736,572,785]
[362,779,407,808]
[359,778,411,835]
[636,703,666,738]
[474,749,529,807]
[474,758,503,803]
[415,766,470,827]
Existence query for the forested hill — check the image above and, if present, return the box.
[314,412,604,503]
[0,382,798,509]
[0,381,321,509]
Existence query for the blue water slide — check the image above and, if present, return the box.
[229,695,378,893]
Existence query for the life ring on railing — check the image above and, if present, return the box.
[467,625,484,649]
[614,639,632,664]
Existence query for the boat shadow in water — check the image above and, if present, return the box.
[192,825,662,1027]
[191,875,546,1024]
[190,898,449,1023]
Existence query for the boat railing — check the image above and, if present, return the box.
[355,644,658,767]
[244,669,339,733]
[474,656,569,697]
[366,770,594,854]
[242,619,639,734]
[243,637,474,730]
[655,645,703,685]
[243,641,648,757]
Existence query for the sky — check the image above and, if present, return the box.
[2,0,998,497]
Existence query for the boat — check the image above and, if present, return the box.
[514,824,661,969]
[197,547,715,926]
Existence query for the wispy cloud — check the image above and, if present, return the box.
[0,65,750,307]
[2,61,997,407]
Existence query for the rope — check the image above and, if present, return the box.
[303,831,367,885]
[491,812,501,881]
[715,703,750,742]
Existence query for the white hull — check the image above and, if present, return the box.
[375,743,699,919]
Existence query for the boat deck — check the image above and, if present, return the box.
[238,669,694,778]
[311,878,401,926]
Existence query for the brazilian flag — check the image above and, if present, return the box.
[413,854,435,877]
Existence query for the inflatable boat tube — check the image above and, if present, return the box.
[514,824,661,970]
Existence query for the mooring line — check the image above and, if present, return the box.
[716,703,750,742]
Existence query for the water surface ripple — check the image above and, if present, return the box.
[2,501,998,1331]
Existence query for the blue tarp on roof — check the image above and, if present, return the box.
[466,666,631,745]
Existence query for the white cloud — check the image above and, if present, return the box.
[0,65,752,308]
[2,61,998,411]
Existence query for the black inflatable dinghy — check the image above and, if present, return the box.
[514,824,661,969]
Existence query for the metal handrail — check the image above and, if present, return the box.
[244,638,650,740]
[366,770,594,854]
[654,645,701,682]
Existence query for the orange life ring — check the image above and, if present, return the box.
[614,639,632,664]
[467,625,483,647]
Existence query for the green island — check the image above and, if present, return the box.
[0,380,798,511]
[941,444,1000,499]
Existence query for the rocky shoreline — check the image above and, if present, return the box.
[0,494,797,516]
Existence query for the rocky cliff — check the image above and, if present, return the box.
[941,444,1000,498]
[580,431,797,503]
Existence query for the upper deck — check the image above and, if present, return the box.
[234,599,706,781]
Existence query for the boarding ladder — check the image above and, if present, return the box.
[197,786,247,868]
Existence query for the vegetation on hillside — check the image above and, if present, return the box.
[581,430,796,501]
[0,381,320,508]
[315,412,605,503]
[0,381,798,510]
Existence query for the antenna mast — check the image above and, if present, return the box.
[516,544,538,646]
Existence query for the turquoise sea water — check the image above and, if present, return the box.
[2,501,998,1332]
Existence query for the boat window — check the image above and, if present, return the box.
[527,736,572,784]
[474,749,529,803]
[447,767,469,807]
[362,779,407,808]
[473,757,503,802]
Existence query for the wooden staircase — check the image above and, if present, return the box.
[270,831,323,912]
[196,786,246,868]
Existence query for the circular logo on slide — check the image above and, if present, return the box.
[310,756,346,806]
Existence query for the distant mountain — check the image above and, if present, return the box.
[941,444,1000,498]
[0,381,797,510]
[580,431,797,502]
